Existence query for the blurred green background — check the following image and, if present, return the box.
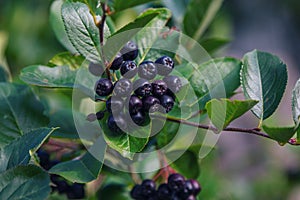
[1,0,300,199]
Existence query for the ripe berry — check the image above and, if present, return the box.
[121,41,139,61]
[178,180,194,199]
[110,52,123,70]
[159,95,174,113]
[186,195,196,200]
[134,79,152,97]
[163,75,182,94]
[114,78,132,97]
[88,62,104,76]
[130,185,144,199]
[155,56,174,76]
[141,179,156,196]
[120,61,138,78]
[189,179,201,195]
[128,95,143,114]
[143,96,160,112]
[138,61,157,80]
[152,80,168,97]
[168,173,185,191]
[95,78,113,96]
[157,183,172,200]
[67,183,85,199]
[107,114,127,134]
[106,96,124,113]
[130,111,146,126]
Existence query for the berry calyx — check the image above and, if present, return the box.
[95,78,114,96]
[106,96,124,113]
[128,95,143,114]
[159,95,174,113]
[134,79,152,97]
[138,61,157,80]
[155,56,174,76]
[110,52,123,70]
[107,114,127,134]
[152,80,168,97]
[120,61,138,78]
[163,75,182,94]
[113,78,133,97]
[121,41,139,61]
[143,96,160,112]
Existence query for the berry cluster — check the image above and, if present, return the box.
[37,150,85,199]
[92,41,182,134]
[130,174,201,200]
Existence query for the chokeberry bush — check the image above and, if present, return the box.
[1,0,300,199]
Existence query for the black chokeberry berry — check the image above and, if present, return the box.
[157,183,172,200]
[67,183,85,199]
[121,41,139,61]
[159,95,174,113]
[186,195,196,200]
[88,62,104,76]
[128,95,143,114]
[130,184,144,199]
[189,179,201,195]
[96,111,105,120]
[107,114,127,134]
[168,173,185,191]
[143,96,160,112]
[141,179,156,197]
[106,96,124,113]
[155,56,174,76]
[95,78,114,96]
[152,80,168,97]
[110,52,123,70]
[131,111,146,126]
[114,78,133,97]
[120,61,138,78]
[134,79,152,97]
[163,75,182,94]
[138,61,157,80]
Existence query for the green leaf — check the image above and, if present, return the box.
[262,125,296,144]
[200,37,230,54]
[0,83,49,148]
[49,148,104,183]
[20,65,77,88]
[97,183,131,200]
[0,66,8,82]
[292,79,300,125]
[0,128,56,173]
[50,0,77,53]
[48,52,85,69]
[113,0,157,12]
[156,121,180,148]
[168,150,200,179]
[0,165,50,200]
[241,50,288,121]
[183,0,224,42]
[206,99,258,130]
[62,2,102,63]
[188,57,242,109]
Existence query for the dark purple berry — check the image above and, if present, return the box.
[120,61,138,78]
[178,180,194,199]
[88,62,104,76]
[168,173,185,191]
[138,61,157,80]
[131,111,146,126]
[129,95,143,114]
[130,185,144,199]
[155,56,174,76]
[95,78,113,96]
[86,113,97,122]
[67,183,85,199]
[55,180,70,194]
[121,41,139,61]
[106,96,124,113]
[134,79,152,97]
[163,75,182,94]
[141,179,156,196]
[166,88,176,101]
[157,183,172,200]
[186,195,196,200]
[37,150,50,169]
[143,96,160,112]
[159,95,174,113]
[152,80,168,97]
[114,78,132,97]
[107,114,127,134]
[189,179,201,195]
[96,111,105,120]
[110,52,123,70]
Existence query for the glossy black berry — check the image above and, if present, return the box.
[130,185,144,199]
[130,111,146,126]
[163,75,182,94]
[178,180,194,199]
[95,78,113,96]
[138,61,157,80]
[157,183,172,200]
[152,80,168,97]
[37,150,50,168]
[159,95,174,113]
[143,96,160,112]
[106,96,124,113]
[110,52,123,70]
[114,78,132,97]
[128,95,143,114]
[189,179,201,195]
[120,61,138,78]
[168,173,185,191]
[186,195,196,200]
[121,41,139,61]
[67,183,85,199]
[155,56,174,76]
[56,180,70,194]
[107,114,127,134]
[134,79,152,97]
[141,179,156,196]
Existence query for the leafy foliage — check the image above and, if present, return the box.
[262,125,296,144]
